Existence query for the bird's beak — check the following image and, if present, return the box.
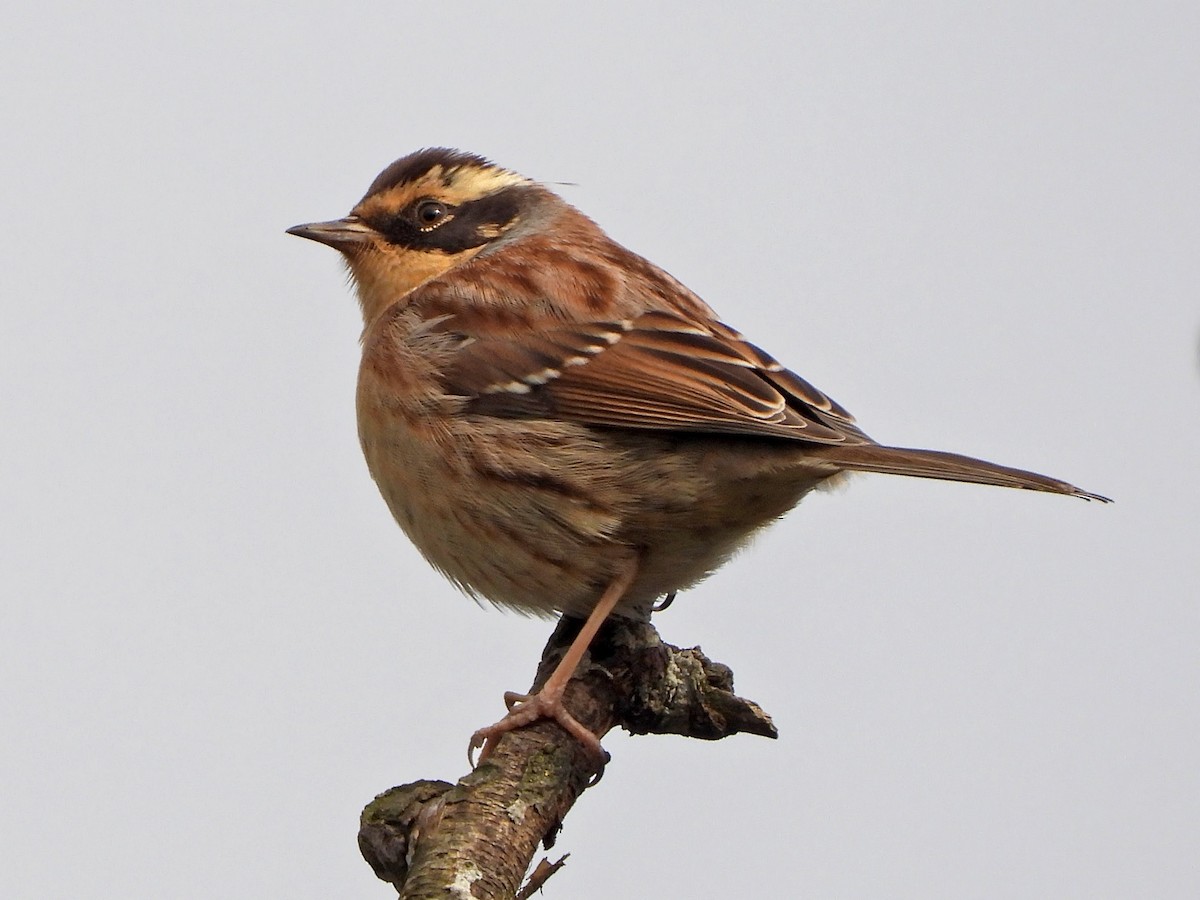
[286,216,376,251]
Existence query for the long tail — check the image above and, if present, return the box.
[808,444,1111,502]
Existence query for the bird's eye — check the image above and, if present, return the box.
[414,199,451,229]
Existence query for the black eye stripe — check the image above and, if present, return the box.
[374,188,527,253]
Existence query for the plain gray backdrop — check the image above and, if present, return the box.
[2,3,1196,898]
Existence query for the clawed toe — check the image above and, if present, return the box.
[467,688,608,773]
[502,691,530,710]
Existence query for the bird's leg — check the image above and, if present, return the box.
[469,556,639,770]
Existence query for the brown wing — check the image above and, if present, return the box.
[430,306,1111,501]
[441,309,871,445]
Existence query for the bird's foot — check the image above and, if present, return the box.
[468,686,608,774]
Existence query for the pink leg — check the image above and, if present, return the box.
[469,557,639,770]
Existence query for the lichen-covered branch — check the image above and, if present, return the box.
[358,616,776,899]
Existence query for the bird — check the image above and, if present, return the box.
[287,148,1109,769]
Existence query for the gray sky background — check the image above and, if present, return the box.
[3,3,1197,898]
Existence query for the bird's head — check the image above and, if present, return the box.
[288,148,554,323]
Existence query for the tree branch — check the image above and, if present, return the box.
[358,616,776,898]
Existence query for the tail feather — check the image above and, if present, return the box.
[810,444,1111,503]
